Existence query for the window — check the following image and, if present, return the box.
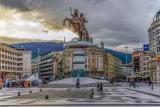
[17,58,23,61]
[157,47,160,52]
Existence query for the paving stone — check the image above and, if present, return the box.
[1,86,160,105]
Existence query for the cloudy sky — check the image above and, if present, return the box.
[0,0,160,52]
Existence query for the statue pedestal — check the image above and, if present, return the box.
[64,40,92,77]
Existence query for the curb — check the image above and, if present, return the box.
[126,88,160,98]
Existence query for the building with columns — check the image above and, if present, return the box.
[0,43,31,80]
[63,40,104,77]
[148,10,160,83]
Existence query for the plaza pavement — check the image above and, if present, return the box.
[1,84,160,106]
[127,83,160,98]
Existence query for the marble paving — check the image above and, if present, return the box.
[0,87,160,106]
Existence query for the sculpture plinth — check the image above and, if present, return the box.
[64,40,92,77]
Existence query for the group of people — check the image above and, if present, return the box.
[128,79,154,88]
[97,82,103,92]
[129,80,137,88]
[75,78,104,92]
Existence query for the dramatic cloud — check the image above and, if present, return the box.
[0,3,77,42]
[0,0,160,52]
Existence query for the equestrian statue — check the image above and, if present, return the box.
[63,8,90,41]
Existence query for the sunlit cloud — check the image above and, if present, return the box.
[0,5,77,42]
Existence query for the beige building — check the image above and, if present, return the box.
[0,43,31,80]
[104,53,123,80]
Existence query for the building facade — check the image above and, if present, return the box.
[32,51,63,81]
[63,40,104,77]
[0,43,31,80]
[132,48,143,73]
[123,63,134,78]
[139,52,150,79]
[104,53,123,80]
[148,10,160,83]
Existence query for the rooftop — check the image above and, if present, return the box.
[153,10,160,22]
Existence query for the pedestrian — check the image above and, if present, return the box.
[149,80,151,86]
[133,80,136,88]
[100,82,103,92]
[129,80,132,87]
[76,78,80,88]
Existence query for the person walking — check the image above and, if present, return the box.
[76,78,80,88]
[149,79,152,86]
[100,82,103,92]
[133,80,136,88]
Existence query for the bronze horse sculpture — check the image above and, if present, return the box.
[63,17,81,34]
[63,8,89,41]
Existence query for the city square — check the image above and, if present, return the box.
[1,82,160,106]
[0,0,160,107]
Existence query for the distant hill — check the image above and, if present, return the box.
[104,48,132,64]
[11,42,132,64]
[0,36,62,44]
[11,42,64,59]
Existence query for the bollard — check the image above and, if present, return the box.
[18,92,21,96]
[40,89,42,92]
[29,90,32,94]
[67,88,71,92]
[45,95,49,100]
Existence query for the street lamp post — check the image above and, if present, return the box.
[125,46,128,83]
[151,66,154,90]
[37,48,40,79]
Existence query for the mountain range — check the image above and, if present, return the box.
[0,36,62,44]
[11,42,132,64]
